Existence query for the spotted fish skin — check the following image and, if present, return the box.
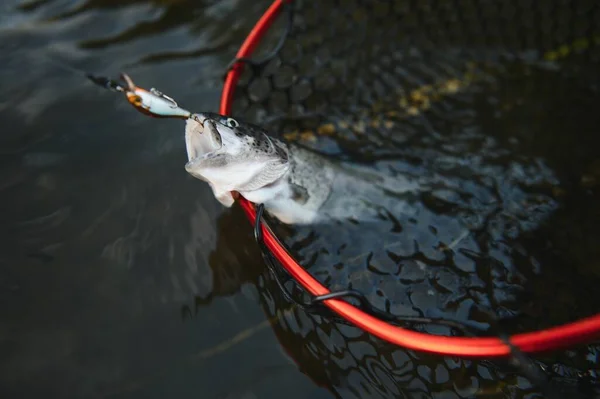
[183,113,419,225]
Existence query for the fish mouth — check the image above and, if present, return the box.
[185,114,223,162]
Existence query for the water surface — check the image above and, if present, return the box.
[2,1,600,398]
[1,1,329,398]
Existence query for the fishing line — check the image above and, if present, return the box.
[38,53,127,92]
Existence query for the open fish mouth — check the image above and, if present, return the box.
[185,115,223,162]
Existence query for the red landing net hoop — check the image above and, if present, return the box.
[220,0,600,358]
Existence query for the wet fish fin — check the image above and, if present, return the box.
[290,183,310,205]
[210,183,235,207]
[237,158,290,192]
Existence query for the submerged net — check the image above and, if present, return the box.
[226,0,600,397]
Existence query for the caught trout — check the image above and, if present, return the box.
[88,73,419,225]
[184,113,420,225]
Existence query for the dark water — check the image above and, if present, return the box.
[1,0,330,398]
[2,0,600,398]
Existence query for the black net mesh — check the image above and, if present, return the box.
[227,0,600,397]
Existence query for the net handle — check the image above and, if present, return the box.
[220,0,600,358]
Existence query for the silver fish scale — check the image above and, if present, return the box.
[287,144,334,209]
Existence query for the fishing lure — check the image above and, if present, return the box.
[87,72,191,119]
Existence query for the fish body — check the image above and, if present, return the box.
[184,113,419,225]
[88,74,417,225]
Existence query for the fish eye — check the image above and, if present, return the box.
[225,118,239,128]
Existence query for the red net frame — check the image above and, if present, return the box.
[220,0,600,358]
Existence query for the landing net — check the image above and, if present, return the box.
[220,0,600,391]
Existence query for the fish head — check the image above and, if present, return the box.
[184,112,290,206]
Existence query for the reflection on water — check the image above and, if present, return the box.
[2,0,600,398]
